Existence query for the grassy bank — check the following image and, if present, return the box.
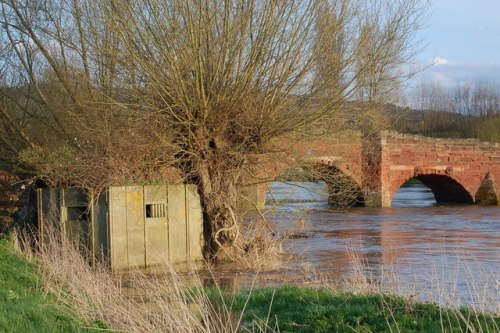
[227,286,499,332]
[0,237,108,333]
[6,230,499,333]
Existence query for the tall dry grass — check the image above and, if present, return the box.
[12,226,499,333]
[15,227,246,333]
[296,242,499,333]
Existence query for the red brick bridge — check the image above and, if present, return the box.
[252,131,500,208]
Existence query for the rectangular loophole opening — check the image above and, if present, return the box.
[68,206,89,222]
[145,203,166,218]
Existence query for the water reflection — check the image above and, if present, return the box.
[392,181,436,207]
[239,182,499,309]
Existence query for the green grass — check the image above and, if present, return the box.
[0,238,109,333]
[403,177,423,185]
[229,286,499,333]
[2,235,498,333]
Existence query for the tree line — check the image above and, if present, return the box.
[394,80,500,141]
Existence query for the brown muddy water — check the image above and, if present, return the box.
[202,181,500,311]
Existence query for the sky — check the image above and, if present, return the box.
[412,0,500,87]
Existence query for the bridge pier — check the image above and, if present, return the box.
[475,173,499,205]
[361,132,390,207]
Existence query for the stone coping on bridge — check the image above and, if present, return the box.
[380,130,500,147]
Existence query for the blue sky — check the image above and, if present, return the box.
[412,0,500,87]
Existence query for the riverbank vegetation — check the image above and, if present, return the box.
[0,236,109,332]
[230,286,499,332]
[7,229,498,333]
[393,80,500,142]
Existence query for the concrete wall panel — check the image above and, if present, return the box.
[144,185,169,266]
[186,184,203,260]
[109,187,128,270]
[125,186,145,268]
[168,185,187,261]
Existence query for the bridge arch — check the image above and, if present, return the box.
[391,173,473,206]
[312,164,364,208]
[260,162,364,209]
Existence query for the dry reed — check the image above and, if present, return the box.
[12,226,499,333]
[15,227,243,333]
[294,242,499,333]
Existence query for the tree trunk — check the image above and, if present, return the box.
[197,156,243,259]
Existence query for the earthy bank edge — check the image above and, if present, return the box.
[0,238,110,333]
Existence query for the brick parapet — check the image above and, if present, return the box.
[249,131,499,209]
[378,131,499,206]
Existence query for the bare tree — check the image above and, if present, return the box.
[409,79,500,139]
[1,0,427,258]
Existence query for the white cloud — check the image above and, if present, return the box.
[411,60,500,87]
[433,57,450,66]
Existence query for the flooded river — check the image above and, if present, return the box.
[210,181,500,310]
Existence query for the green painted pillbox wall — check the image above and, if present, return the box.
[37,184,204,270]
